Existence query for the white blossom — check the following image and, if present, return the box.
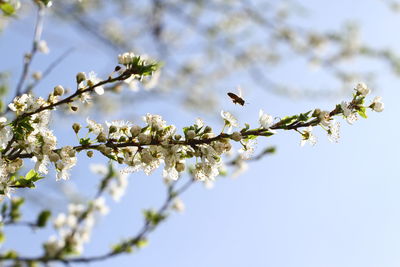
[143,113,166,131]
[355,82,370,96]
[86,118,104,135]
[259,109,275,130]
[118,52,136,65]
[328,120,340,143]
[37,40,50,54]
[220,110,238,133]
[87,71,104,95]
[371,96,384,112]
[239,139,257,160]
[300,126,317,146]
[171,198,185,213]
[340,101,358,124]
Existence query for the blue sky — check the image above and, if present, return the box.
[1,0,400,266]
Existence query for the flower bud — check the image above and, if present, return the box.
[72,123,81,134]
[32,71,42,81]
[174,134,182,141]
[130,125,141,137]
[97,132,107,143]
[53,85,65,96]
[231,131,242,142]
[86,151,94,158]
[68,149,76,158]
[187,130,196,139]
[312,108,321,117]
[355,82,370,97]
[49,153,60,162]
[204,126,212,133]
[104,147,112,155]
[370,96,384,112]
[138,133,150,144]
[70,105,78,112]
[175,162,185,172]
[109,125,118,134]
[76,72,86,84]
[97,144,107,153]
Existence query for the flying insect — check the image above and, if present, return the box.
[227,86,245,106]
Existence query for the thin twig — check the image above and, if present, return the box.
[14,4,45,97]
[22,48,75,95]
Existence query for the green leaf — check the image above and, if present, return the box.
[12,170,44,188]
[0,231,5,243]
[112,243,132,254]
[241,123,250,133]
[264,146,276,154]
[39,0,52,7]
[135,238,148,248]
[299,110,312,121]
[11,197,24,209]
[3,250,18,259]
[36,210,51,227]
[11,117,34,140]
[0,3,15,16]
[357,106,368,119]
[25,169,44,182]
[143,209,166,226]
[278,115,298,126]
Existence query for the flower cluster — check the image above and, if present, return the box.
[44,198,109,256]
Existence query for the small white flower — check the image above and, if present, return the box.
[258,109,275,130]
[195,118,204,128]
[318,110,331,126]
[53,213,66,229]
[340,101,358,124]
[171,198,185,213]
[106,120,132,138]
[143,113,166,131]
[355,82,370,96]
[87,72,104,95]
[93,197,109,215]
[118,52,136,65]
[327,120,340,143]
[37,40,49,54]
[220,110,238,133]
[340,101,352,117]
[371,96,384,112]
[239,139,257,160]
[86,118,104,135]
[300,126,317,146]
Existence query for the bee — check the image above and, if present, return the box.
[227,86,246,106]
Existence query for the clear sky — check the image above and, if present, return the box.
[1,0,400,266]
